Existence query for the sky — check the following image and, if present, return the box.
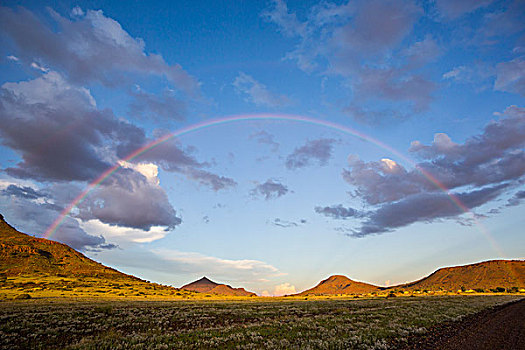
[0,0,524,296]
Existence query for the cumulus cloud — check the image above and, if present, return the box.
[77,167,181,231]
[285,138,336,169]
[251,179,289,200]
[152,249,283,283]
[0,6,198,93]
[0,71,121,182]
[0,71,235,188]
[262,282,296,296]
[233,72,291,108]
[335,106,525,236]
[0,70,236,241]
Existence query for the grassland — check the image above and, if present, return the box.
[1,295,522,349]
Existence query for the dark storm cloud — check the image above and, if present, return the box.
[350,184,510,237]
[285,138,336,169]
[0,6,198,93]
[251,179,289,200]
[0,71,236,193]
[0,188,115,251]
[334,106,525,237]
[0,70,236,235]
[0,72,125,182]
[77,168,181,231]
[314,205,362,220]
[343,106,525,207]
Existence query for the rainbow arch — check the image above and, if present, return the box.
[43,113,502,254]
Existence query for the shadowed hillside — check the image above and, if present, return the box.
[182,276,256,296]
[298,275,380,295]
[396,260,525,291]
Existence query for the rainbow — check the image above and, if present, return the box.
[43,113,501,254]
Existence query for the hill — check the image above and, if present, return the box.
[298,275,380,295]
[0,214,199,299]
[181,276,256,296]
[396,260,525,291]
[0,214,139,280]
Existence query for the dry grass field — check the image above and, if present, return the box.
[1,295,522,349]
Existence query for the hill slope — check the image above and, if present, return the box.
[397,260,525,291]
[0,215,139,280]
[0,214,199,299]
[298,275,380,295]
[181,276,256,296]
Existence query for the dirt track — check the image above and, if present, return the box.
[394,298,525,350]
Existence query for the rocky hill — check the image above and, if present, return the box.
[0,214,139,280]
[181,276,256,296]
[0,214,197,299]
[298,275,380,295]
[396,260,525,291]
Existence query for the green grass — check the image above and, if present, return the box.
[0,295,521,349]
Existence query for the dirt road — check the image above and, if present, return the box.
[394,298,525,349]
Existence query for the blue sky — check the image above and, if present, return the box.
[0,0,524,295]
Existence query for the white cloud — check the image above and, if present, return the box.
[118,161,160,185]
[70,6,84,17]
[443,66,466,79]
[152,249,284,282]
[6,55,19,62]
[262,283,297,296]
[30,61,49,73]
[2,71,96,107]
[80,219,169,244]
[380,158,399,172]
